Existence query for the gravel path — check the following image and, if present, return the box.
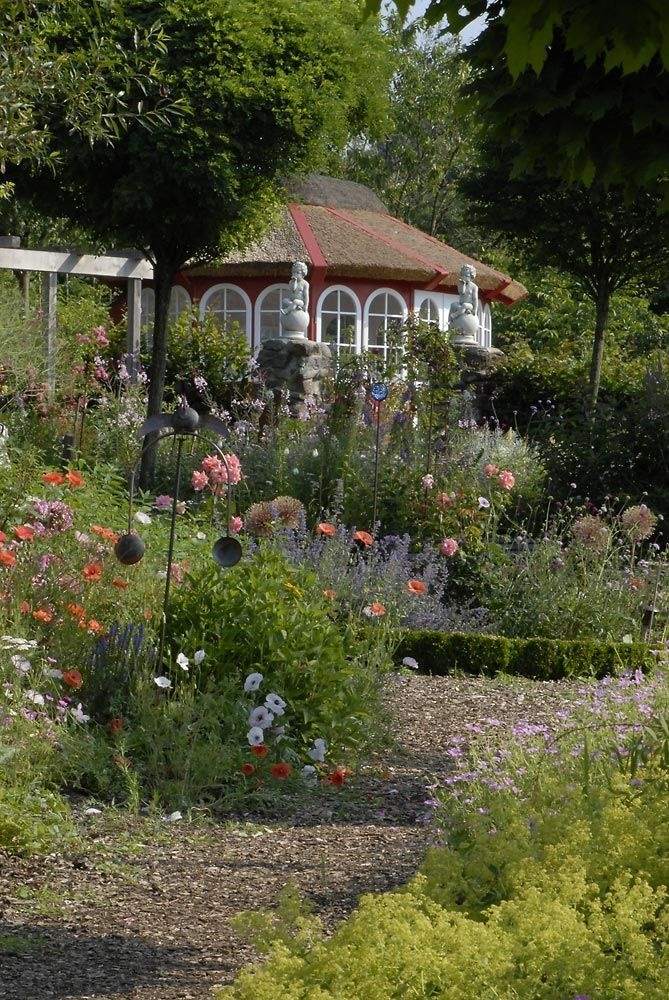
[0,673,582,1000]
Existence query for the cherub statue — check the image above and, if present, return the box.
[448,264,480,341]
[280,261,310,338]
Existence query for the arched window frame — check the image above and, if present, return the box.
[254,283,291,352]
[481,302,492,348]
[362,288,408,363]
[200,283,252,348]
[316,285,361,355]
[168,285,192,324]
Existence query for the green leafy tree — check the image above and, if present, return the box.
[365,1,669,197]
[342,21,481,249]
[463,156,669,415]
[8,0,391,484]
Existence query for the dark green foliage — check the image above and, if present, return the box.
[396,630,655,680]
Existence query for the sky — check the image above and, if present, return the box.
[390,1,487,45]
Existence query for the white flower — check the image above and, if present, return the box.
[247,726,265,746]
[26,690,45,706]
[71,703,90,723]
[154,675,172,689]
[402,656,419,670]
[11,655,31,674]
[134,511,152,525]
[83,807,102,816]
[264,692,286,716]
[300,765,318,786]
[312,449,319,458]
[249,706,274,729]
[176,652,190,671]
[47,668,63,679]
[193,649,206,665]
[1,635,38,651]
[478,496,491,509]
[292,467,299,475]
[196,531,207,541]
[243,672,263,692]
[307,738,327,763]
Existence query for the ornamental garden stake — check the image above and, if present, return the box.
[117,396,242,670]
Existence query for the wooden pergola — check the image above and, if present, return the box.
[0,237,153,388]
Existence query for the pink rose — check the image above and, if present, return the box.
[440,537,459,557]
[498,470,516,490]
[191,470,209,491]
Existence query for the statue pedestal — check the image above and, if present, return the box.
[256,338,333,415]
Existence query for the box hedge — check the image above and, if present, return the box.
[395,630,655,680]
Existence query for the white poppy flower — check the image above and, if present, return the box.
[264,692,286,716]
[307,738,327,763]
[71,703,90,723]
[165,811,182,823]
[249,706,274,729]
[193,649,206,665]
[176,652,190,671]
[300,765,318,786]
[243,672,263,692]
[11,655,31,674]
[154,675,172,689]
[247,726,265,746]
[26,690,45,706]
[134,511,152,525]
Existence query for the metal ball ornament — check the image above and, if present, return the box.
[212,535,243,568]
[114,532,146,565]
[172,404,200,433]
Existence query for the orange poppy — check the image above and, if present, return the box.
[82,561,103,581]
[368,602,386,617]
[324,767,349,786]
[111,578,128,589]
[407,579,426,595]
[316,522,336,537]
[13,524,35,542]
[66,603,86,619]
[109,717,123,734]
[240,763,256,776]
[32,608,53,623]
[42,471,65,486]
[0,549,16,567]
[65,470,85,488]
[251,744,268,758]
[270,762,293,780]
[0,531,6,543]
[91,525,119,543]
[353,530,374,547]
[86,619,104,634]
[322,589,336,600]
[62,669,83,688]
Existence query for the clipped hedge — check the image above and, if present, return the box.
[395,630,655,680]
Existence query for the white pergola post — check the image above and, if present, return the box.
[0,246,154,387]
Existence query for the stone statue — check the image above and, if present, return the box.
[280,261,310,339]
[448,263,480,343]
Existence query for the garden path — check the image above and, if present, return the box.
[0,673,580,1000]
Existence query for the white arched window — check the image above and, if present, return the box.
[481,302,492,348]
[255,284,290,349]
[317,286,360,356]
[418,296,440,326]
[140,288,155,349]
[169,286,192,324]
[200,284,252,347]
[363,289,407,364]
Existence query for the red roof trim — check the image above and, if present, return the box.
[287,204,328,270]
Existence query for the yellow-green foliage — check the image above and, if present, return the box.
[218,761,669,998]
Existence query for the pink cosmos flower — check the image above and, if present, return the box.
[498,470,516,490]
[440,537,459,557]
[191,470,209,491]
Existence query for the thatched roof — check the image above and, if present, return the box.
[185,175,527,306]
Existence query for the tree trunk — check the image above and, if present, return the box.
[139,257,178,488]
[587,284,610,422]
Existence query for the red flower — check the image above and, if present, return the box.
[324,767,351,786]
[62,669,83,689]
[111,578,128,590]
[240,763,256,776]
[251,744,269,758]
[43,471,66,486]
[407,579,426,595]
[322,589,336,600]
[109,717,123,734]
[0,531,5,543]
[270,762,293,780]
[86,619,104,634]
[82,561,103,581]
[65,470,85,488]
[364,602,386,618]
[316,522,336,537]
[0,549,16,567]
[91,524,119,543]
[13,524,35,542]
[66,603,86,620]
[32,608,53,623]
[353,530,374,547]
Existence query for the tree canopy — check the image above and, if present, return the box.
[365,1,669,195]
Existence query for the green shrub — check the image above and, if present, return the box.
[395,629,655,679]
